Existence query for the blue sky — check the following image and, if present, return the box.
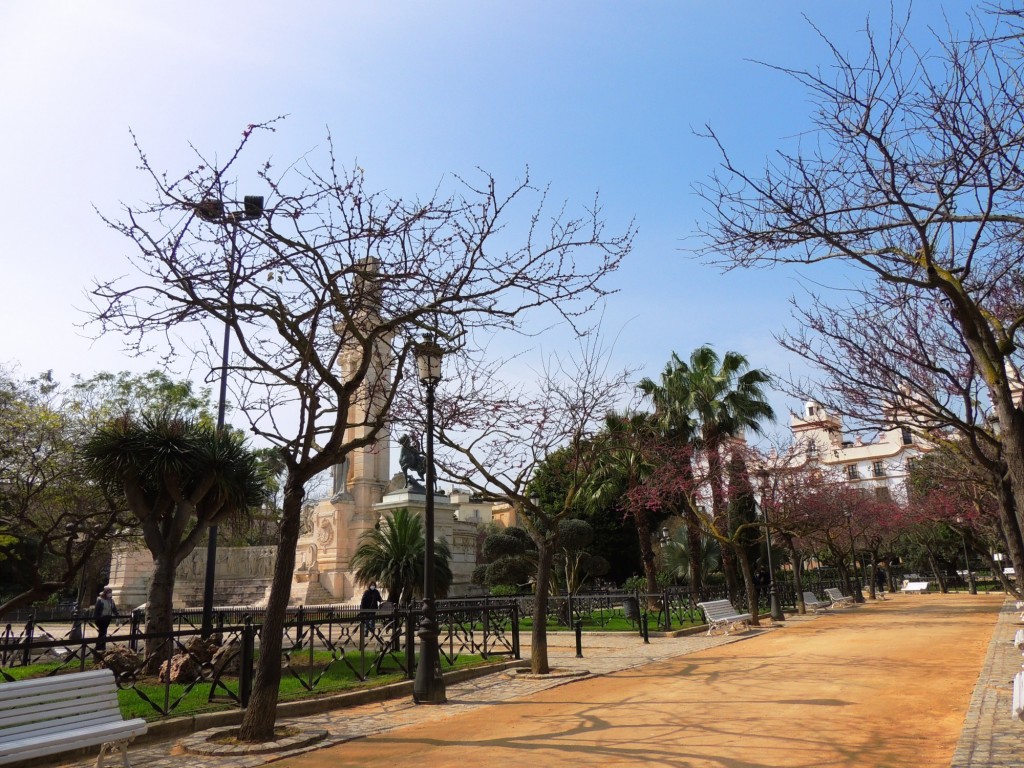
[0,1,980,439]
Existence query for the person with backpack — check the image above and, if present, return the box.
[93,587,118,651]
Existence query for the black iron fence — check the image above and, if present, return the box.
[0,598,520,721]
[517,578,867,637]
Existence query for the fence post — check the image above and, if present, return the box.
[296,605,305,651]
[663,588,672,631]
[575,620,583,658]
[482,601,490,659]
[129,609,141,652]
[405,609,416,680]
[22,614,35,667]
[512,600,520,660]
[163,629,175,713]
[640,613,650,644]
[240,615,254,708]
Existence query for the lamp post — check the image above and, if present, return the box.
[195,194,263,639]
[413,333,446,705]
[955,517,977,595]
[844,510,865,603]
[756,500,785,622]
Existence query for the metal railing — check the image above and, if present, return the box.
[0,599,520,720]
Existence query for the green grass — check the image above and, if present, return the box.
[5,648,504,721]
[517,611,702,632]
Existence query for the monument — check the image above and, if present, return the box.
[109,258,483,608]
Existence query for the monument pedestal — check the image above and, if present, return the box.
[376,490,478,596]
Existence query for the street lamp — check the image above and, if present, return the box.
[756,500,785,622]
[955,517,977,595]
[413,333,446,705]
[195,194,264,638]
[844,510,865,603]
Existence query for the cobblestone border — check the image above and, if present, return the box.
[179,725,328,755]
[505,668,590,679]
[951,598,1023,768]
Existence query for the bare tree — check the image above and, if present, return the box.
[425,336,634,674]
[696,9,1024,538]
[89,125,634,739]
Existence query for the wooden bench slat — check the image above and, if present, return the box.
[1,704,124,739]
[697,600,752,636]
[900,581,930,594]
[802,592,830,613]
[824,588,854,607]
[0,691,118,728]
[0,670,146,766]
[0,670,114,702]
[0,721,147,765]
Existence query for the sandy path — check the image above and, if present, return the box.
[275,593,1000,768]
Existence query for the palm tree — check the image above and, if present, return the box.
[640,346,774,603]
[638,359,703,599]
[660,525,720,586]
[349,507,452,605]
[83,412,267,667]
[585,413,662,599]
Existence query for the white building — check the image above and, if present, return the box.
[789,400,932,502]
[448,489,497,524]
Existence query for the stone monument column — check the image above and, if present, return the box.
[294,257,394,602]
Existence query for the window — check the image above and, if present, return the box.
[846,464,860,481]
[875,487,892,501]
[901,427,913,445]
[872,461,886,477]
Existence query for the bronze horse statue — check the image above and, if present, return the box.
[398,434,427,491]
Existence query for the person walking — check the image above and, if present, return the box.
[360,582,383,635]
[93,587,118,651]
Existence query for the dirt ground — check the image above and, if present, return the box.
[275,593,1001,768]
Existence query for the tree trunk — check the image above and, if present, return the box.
[634,510,659,609]
[530,540,554,674]
[685,508,703,601]
[951,300,1024,542]
[996,472,1024,600]
[786,537,805,614]
[866,547,879,600]
[237,477,304,742]
[924,546,945,593]
[708,449,738,603]
[736,546,760,626]
[144,550,178,672]
[719,539,740,605]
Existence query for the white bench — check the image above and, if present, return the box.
[901,581,930,594]
[1014,629,1024,652]
[824,588,854,608]
[1014,671,1024,721]
[801,591,830,614]
[0,669,147,767]
[697,599,752,636]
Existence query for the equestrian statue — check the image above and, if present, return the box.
[398,434,427,493]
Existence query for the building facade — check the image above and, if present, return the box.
[788,400,931,502]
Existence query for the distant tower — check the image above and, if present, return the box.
[292,257,394,602]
